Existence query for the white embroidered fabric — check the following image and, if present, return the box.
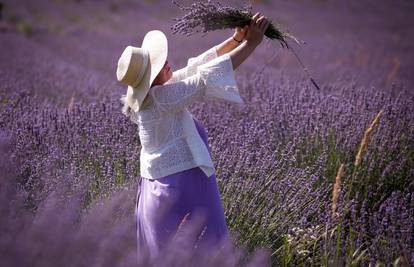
[129,46,244,179]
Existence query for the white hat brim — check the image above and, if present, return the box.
[142,30,168,88]
[128,30,168,112]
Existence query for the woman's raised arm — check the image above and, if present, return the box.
[228,13,270,70]
[215,26,248,56]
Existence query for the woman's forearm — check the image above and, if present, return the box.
[216,36,242,56]
[228,41,258,70]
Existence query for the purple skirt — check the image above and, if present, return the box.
[135,117,229,261]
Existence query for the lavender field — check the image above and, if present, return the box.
[0,0,413,266]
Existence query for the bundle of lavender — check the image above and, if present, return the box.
[171,0,301,49]
[171,0,321,90]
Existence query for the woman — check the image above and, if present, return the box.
[116,12,270,262]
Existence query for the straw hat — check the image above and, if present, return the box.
[116,30,168,112]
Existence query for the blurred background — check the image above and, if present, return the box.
[0,0,412,106]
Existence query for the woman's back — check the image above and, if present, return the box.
[130,47,243,180]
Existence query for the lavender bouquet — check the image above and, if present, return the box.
[171,0,321,90]
[171,0,301,49]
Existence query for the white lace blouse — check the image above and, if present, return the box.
[129,46,244,180]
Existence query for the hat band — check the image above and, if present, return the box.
[132,50,149,88]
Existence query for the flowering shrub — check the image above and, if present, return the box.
[0,131,271,266]
[2,67,412,265]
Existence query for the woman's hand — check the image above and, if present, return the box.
[233,25,248,42]
[228,13,270,70]
[245,12,270,46]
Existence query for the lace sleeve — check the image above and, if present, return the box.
[166,46,218,84]
[150,75,204,113]
[198,53,244,104]
[186,46,218,77]
[151,54,244,113]
[168,67,188,83]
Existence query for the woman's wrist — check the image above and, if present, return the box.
[229,40,257,70]
[232,34,243,43]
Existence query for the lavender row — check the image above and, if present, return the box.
[1,66,412,264]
